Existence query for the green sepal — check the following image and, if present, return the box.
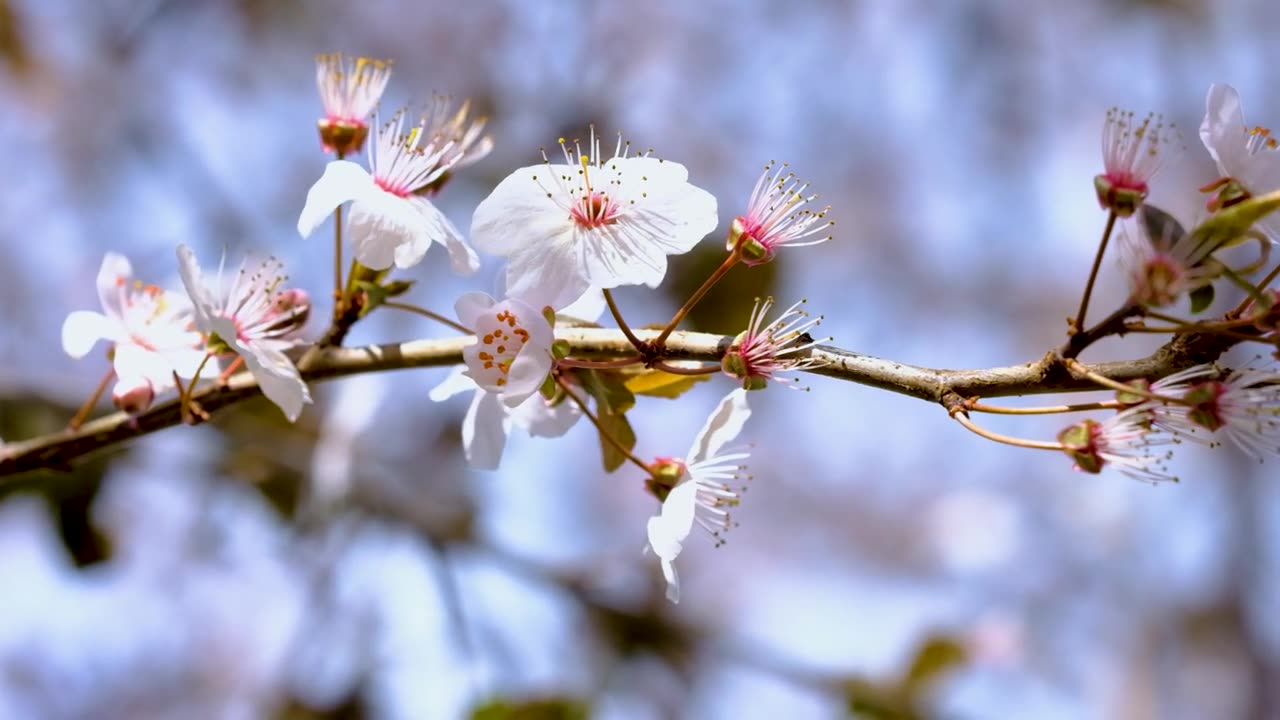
[1188,283,1215,314]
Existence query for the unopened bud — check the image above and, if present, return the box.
[1094,174,1147,218]
[112,376,154,415]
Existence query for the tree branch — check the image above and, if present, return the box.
[0,324,1252,481]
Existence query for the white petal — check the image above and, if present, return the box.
[471,164,580,256]
[409,197,480,274]
[462,391,511,470]
[558,287,606,323]
[235,336,312,422]
[349,192,424,271]
[296,160,376,239]
[112,344,177,391]
[1200,83,1250,177]
[578,222,670,290]
[175,245,217,331]
[661,558,680,604]
[454,292,496,329]
[506,240,591,311]
[510,391,581,437]
[502,347,553,407]
[631,183,719,257]
[647,481,698,559]
[95,252,133,319]
[689,389,752,462]
[429,366,477,402]
[61,311,117,359]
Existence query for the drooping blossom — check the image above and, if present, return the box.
[176,245,312,422]
[645,389,752,603]
[1135,363,1280,459]
[1117,214,1218,308]
[61,252,205,413]
[728,161,833,265]
[1057,408,1177,483]
[721,297,828,390]
[416,95,494,192]
[1094,108,1173,217]
[1200,83,1280,240]
[456,292,554,407]
[297,111,480,273]
[470,130,718,309]
[429,367,582,470]
[314,53,392,157]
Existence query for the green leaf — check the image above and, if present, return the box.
[579,370,635,415]
[470,697,589,720]
[597,411,636,473]
[354,280,389,318]
[382,279,415,297]
[624,368,713,399]
[1139,204,1187,248]
[901,636,967,697]
[1189,283,1215,314]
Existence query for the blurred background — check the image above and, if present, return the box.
[2,0,1280,717]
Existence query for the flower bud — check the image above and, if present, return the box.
[112,376,154,415]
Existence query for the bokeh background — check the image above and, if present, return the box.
[2,1,1280,718]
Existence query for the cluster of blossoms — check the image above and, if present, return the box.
[1059,362,1280,482]
[57,53,841,603]
[1054,82,1280,481]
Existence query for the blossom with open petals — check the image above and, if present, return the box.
[728,161,833,265]
[61,252,205,413]
[722,297,828,390]
[470,130,718,309]
[314,53,392,157]
[1136,363,1280,459]
[1200,83,1280,240]
[456,293,554,407]
[1094,108,1172,217]
[297,111,480,273]
[429,367,582,470]
[1057,408,1176,483]
[176,245,312,422]
[645,389,752,603]
[1117,215,1218,308]
[418,95,494,186]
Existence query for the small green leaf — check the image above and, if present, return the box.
[470,697,589,720]
[901,636,967,696]
[1189,283,1215,314]
[597,411,636,473]
[354,280,389,318]
[624,368,713,399]
[580,370,635,415]
[382,279,415,297]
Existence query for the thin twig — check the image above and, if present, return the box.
[602,289,645,352]
[949,411,1066,451]
[1072,210,1118,335]
[651,360,721,376]
[382,301,472,334]
[652,252,739,349]
[68,368,115,431]
[556,374,652,475]
[965,399,1123,415]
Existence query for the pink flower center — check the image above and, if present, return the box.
[570,191,620,229]
[1101,170,1148,194]
[374,175,412,198]
[1138,254,1186,306]
[475,309,530,388]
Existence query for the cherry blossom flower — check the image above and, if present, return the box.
[456,293,554,407]
[728,161,833,265]
[470,130,718,309]
[1057,408,1177,483]
[314,53,392,157]
[61,252,205,413]
[645,389,752,603]
[1136,363,1280,459]
[176,245,312,422]
[417,95,494,189]
[721,297,829,390]
[1094,108,1172,217]
[1200,83,1280,240]
[429,367,582,470]
[297,111,480,274]
[1117,215,1218,308]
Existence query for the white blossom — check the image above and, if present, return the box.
[1200,83,1280,240]
[470,130,718,309]
[646,389,752,603]
[176,245,312,422]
